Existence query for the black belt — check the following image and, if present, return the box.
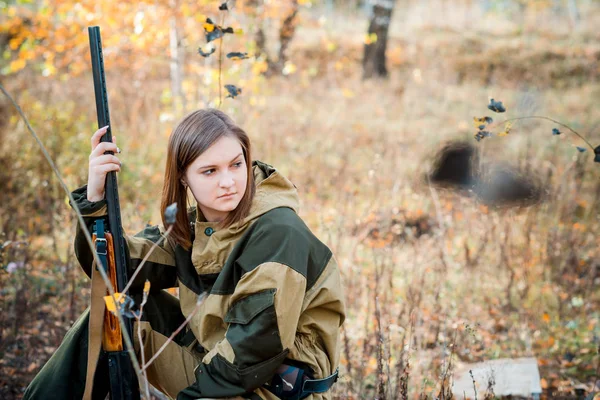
[265,364,339,400]
[300,368,339,395]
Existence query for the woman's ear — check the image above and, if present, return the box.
[181,178,187,188]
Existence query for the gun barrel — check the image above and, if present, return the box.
[88,26,130,307]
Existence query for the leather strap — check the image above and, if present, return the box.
[301,368,339,395]
[83,220,109,400]
[265,365,339,400]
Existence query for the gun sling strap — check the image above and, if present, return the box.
[83,219,110,400]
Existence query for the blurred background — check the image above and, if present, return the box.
[1,0,600,398]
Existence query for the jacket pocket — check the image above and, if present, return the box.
[224,289,284,370]
[224,289,277,324]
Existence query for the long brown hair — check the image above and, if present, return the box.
[160,109,255,249]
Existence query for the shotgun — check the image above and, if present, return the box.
[88,25,140,400]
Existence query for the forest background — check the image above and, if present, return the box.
[1,0,600,399]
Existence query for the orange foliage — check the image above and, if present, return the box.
[1,0,217,77]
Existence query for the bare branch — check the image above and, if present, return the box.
[136,281,151,399]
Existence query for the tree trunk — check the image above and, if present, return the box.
[362,0,395,79]
[273,0,299,74]
[567,0,580,27]
[169,1,186,113]
[250,0,299,77]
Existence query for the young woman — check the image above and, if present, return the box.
[24,109,345,400]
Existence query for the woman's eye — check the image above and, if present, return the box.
[202,169,215,176]
[233,161,243,168]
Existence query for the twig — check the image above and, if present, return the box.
[400,311,416,400]
[217,4,228,108]
[341,325,355,394]
[470,369,478,400]
[437,328,458,400]
[500,116,595,150]
[0,83,144,381]
[137,282,151,399]
[149,385,169,400]
[374,294,386,399]
[141,293,206,373]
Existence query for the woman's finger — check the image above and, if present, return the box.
[91,125,110,150]
[90,154,121,167]
[92,163,121,175]
[89,141,119,159]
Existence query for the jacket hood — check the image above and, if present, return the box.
[245,160,300,221]
[191,161,299,274]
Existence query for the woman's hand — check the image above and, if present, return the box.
[87,125,121,202]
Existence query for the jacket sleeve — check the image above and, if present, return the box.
[71,185,178,293]
[178,223,312,399]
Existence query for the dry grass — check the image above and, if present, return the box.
[2,1,600,399]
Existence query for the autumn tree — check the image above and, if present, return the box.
[245,0,299,76]
[362,0,395,79]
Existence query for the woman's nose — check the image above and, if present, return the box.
[219,173,234,188]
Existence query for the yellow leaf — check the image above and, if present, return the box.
[282,62,297,75]
[43,62,57,77]
[342,88,355,98]
[9,37,22,50]
[252,60,269,75]
[364,32,377,45]
[9,59,26,72]
[143,280,151,295]
[542,312,550,323]
[204,22,215,32]
[103,293,125,313]
[181,4,192,17]
[20,49,35,60]
[473,116,492,129]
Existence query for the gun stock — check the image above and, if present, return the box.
[101,232,124,352]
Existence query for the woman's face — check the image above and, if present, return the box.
[184,135,248,223]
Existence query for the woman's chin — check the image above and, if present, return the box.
[215,203,240,213]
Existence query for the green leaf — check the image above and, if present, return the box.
[225,84,242,98]
[226,52,249,60]
[487,98,506,113]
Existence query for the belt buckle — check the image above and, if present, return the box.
[95,237,107,255]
